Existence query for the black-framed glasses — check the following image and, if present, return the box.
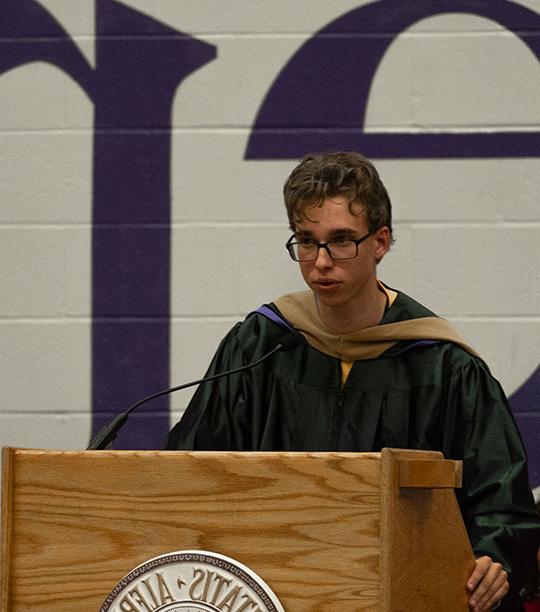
[286,232,372,262]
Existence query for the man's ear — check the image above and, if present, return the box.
[373,226,391,263]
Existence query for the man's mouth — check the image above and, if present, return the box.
[313,278,341,288]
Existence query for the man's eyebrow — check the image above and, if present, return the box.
[296,227,359,239]
[327,227,358,237]
[295,230,315,239]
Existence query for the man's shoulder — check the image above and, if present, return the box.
[378,286,482,360]
[381,286,438,324]
[228,303,295,356]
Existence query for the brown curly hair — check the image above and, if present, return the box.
[283,151,393,239]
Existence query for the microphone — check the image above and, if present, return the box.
[87,330,302,450]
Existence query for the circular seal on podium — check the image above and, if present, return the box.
[100,550,285,612]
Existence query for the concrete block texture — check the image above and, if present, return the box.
[0,321,90,415]
[171,224,304,316]
[412,224,539,316]
[367,17,540,129]
[0,0,538,472]
[0,132,92,223]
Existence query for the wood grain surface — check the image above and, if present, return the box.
[399,457,462,489]
[380,448,475,612]
[2,449,383,611]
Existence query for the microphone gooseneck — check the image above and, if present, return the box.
[87,331,302,450]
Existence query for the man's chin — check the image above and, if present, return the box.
[312,289,346,309]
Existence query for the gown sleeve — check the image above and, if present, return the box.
[449,356,540,588]
[164,323,255,451]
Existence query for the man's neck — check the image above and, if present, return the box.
[316,282,388,334]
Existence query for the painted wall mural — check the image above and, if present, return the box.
[0,0,538,485]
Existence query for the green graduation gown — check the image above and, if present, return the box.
[165,288,540,587]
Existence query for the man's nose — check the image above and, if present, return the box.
[314,245,334,269]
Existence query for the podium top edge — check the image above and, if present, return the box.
[2,447,384,460]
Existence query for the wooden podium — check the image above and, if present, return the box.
[1,447,474,611]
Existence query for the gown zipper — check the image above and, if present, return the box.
[331,358,348,449]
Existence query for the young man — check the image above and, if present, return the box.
[166,151,539,611]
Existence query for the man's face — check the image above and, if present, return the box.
[295,196,390,310]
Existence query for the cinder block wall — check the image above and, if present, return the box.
[0,1,538,484]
